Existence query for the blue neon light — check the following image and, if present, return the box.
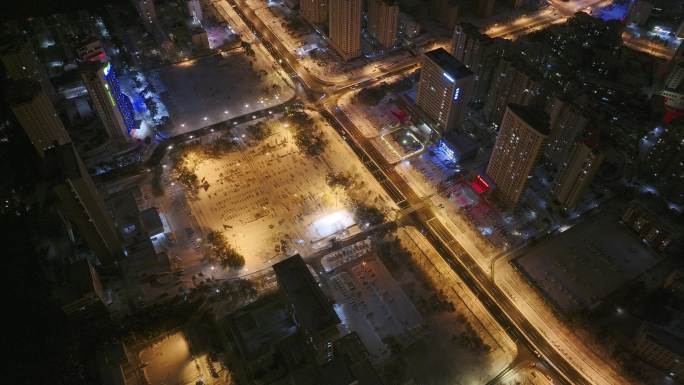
[454,87,461,100]
[103,63,136,134]
[443,72,455,83]
[437,140,456,161]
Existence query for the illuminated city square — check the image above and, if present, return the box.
[166,112,395,273]
[5,0,684,384]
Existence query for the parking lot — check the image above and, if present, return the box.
[158,52,293,136]
[177,113,395,273]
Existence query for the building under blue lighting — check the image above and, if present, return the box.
[103,63,136,134]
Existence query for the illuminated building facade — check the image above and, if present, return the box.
[7,80,71,157]
[301,0,328,25]
[483,56,544,126]
[660,62,684,124]
[416,48,474,133]
[99,63,136,135]
[367,0,399,49]
[552,142,604,209]
[486,104,548,207]
[642,119,684,204]
[187,0,203,24]
[328,0,362,61]
[450,23,503,101]
[81,63,133,140]
[544,96,589,172]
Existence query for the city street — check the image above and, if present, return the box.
[324,88,636,385]
[484,0,613,39]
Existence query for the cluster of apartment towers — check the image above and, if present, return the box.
[2,37,130,267]
[416,25,603,210]
[1,19,601,269]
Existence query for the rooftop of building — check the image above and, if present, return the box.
[44,143,84,181]
[506,103,550,136]
[514,200,664,313]
[455,22,493,43]
[108,187,144,242]
[4,79,43,105]
[319,332,383,385]
[96,342,130,385]
[273,254,339,333]
[140,207,164,236]
[225,292,298,360]
[79,61,106,74]
[503,54,544,81]
[0,32,28,54]
[52,258,100,307]
[424,48,473,81]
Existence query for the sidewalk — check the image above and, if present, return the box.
[398,226,517,380]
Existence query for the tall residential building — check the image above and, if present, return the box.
[273,255,340,363]
[661,62,684,124]
[301,0,328,25]
[486,104,549,207]
[451,23,504,100]
[476,0,495,18]
[7,80,70,157]
[46,143,124,266]
[429,0,459,30]
[483,56,544,126]
[1,38,41,80]
[81,64,130,141]
[544,96,589,172]
[0,36,57,101]
[55,259,108,320]
[367,0,399,50]
[416,48,474,133]
[328,0,362,61]
[552,142,604,208]
[642,119,684,204]
[398,13,420,39]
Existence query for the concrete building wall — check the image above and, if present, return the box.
[416,49,474,133]
[301,0,328,25]
[81,66,128,142]
[10,85,70,157]
[328,0,362,61]
[367,0,399,49]
[486,105,548,207]
[552,142,604,208]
